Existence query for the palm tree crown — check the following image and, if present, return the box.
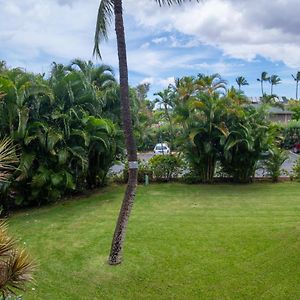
[235,76,249,91]
[269,74,281,95]
[257,71,270,96]
[292,72,300,100]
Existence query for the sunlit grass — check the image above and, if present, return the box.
[9,182,300,299]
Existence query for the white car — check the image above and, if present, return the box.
[153,143,170,155]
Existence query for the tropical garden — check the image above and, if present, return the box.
[1,0,300,299]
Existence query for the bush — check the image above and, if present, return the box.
[282,120,300,148]
[0,221,35,298]
[293,156,300,181]
[264,147,288,182]
[122,160,153,184]
[181,172,202,184]
[149,154,182,182]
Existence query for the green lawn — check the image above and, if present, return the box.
[9,182,300,299]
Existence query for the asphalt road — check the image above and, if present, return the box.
[110,151,299,177]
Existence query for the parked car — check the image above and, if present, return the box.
[153,143,170,155]
[293,143,300,154]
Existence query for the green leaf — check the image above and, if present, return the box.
[51,173,64,187]
[31,167,50,188]
[16,152,35,181]
[65,171,75,190]
[58,149,69,165]
[47,128,63,152]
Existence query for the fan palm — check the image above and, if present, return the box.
[235,76,249,91]
[269,74,281,95]
[0,138,34,298]
[257,72,270,96]
[292,72,300,100]
[0,137,18,182]
[94,0,200,265]
[0,221,35,298]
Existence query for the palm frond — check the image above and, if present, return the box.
[1,249,35,294]
[0,221,15,257]
[0,221,35,297]
[93,0,114,59]
[0,137,18,182]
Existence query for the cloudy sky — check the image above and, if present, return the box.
[1,0,299,98]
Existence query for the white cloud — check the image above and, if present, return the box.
[159,77,175,87]
[1,0,300,99]
[0,0,113,72]
[140,77,155,85]
[152,37,168,44]
[140,42,150,49]
[125,0,300,68]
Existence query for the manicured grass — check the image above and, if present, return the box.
[9,182,300,299]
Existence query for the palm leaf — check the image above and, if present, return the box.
[0,137,18,182]
[93,0,114,58]
[46,128,64,152]
[57,149,69,165]
[16,152,35,181]
[0,221,35,297]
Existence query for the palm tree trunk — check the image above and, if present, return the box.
[261,81,264,96]
[108,0,138,265]
[297,81,299,100]
[164,104,174,148]
[271,84,273,95]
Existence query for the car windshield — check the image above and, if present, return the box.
[156,145,167,150]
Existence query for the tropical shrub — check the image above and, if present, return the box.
[122,160,153,184]
[0,61,123,208]
[149,154,182,182]
[292,156,300,181]
[0,137,18,212]
[173,76,228,183]
[166,74,275,183]
[264,147,288,182]
[181,172,202,184]
[221,106,273,183]
[0,221,35,299]
[282,120,300,149]
[288,99,300,121]
[0,137,34,298]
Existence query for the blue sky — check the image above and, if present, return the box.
[0,0,299,99]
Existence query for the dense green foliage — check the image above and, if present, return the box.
[8,183,300,299]
[0,61,295,210]
[264,147,288,182]
[165,74,275,183]
[149,154,182,181]
[121,159,153,184]
[292,156,300,181]
[0,60,124,209]
[282,120,300,148]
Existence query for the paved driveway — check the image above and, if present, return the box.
[110,151,299,177]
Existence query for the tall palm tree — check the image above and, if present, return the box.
[269,74,281,95]
[257,71,269,96]
[154,88,175,147]
[235,76,249,91]
[292,72,300,100]
[94,0,200,265]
